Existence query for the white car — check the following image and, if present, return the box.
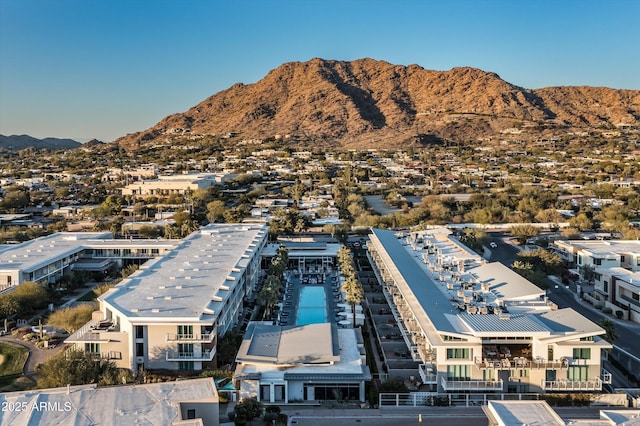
[489,242,498,248]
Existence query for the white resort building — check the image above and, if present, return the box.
[234,322,371,404]
[0,232,179,292]
[65,223,268,372]
[368,228,612,393]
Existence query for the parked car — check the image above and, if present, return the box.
[489,242,498,248]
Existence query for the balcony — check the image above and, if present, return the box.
[544,378,602,391]
[166,332,216,343]
[418,364,437,384]
[474,356,569,370]
[101,351,122,360]
[166,347,216,361]
[65,318,123,344]
[441,376,503,391]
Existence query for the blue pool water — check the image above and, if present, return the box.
[296,286,327,325]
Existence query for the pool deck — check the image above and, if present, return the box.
[277,271,342,326]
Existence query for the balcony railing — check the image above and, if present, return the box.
[166,347,216,361]
[101,351,122,360]
[441,376,503,391]
[601,368,612,384]
[543,378,602,391]
[474,357,569,370]
[418,364,437,384]
[166,332,216,343]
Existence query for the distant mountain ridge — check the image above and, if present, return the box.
[0,134,82,150]
[112,58,640,148]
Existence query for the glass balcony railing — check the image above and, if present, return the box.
[165,331,216,343]
[165,347,216,361]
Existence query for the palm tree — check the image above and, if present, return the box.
[259,275,281,320]
[342,276,364,327]
[597,318,618,342]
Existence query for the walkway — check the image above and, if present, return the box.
[0,334,64,384]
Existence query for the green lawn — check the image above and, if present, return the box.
[0,341,28,387]
[76,289,98,302]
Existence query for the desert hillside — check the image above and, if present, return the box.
[115,58,640,149]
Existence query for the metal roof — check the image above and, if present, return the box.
[456,312,548,334]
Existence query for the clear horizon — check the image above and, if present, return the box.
[1,0,638,143]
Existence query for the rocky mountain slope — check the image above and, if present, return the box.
[0,134,82,150]
[116,58,640,149]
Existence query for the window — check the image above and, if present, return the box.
[446,348,470,359]
[593,258,602,266]
[178,325,194,339]
[568,366,589,381]
[135,326,144,339]
[604,281,609,293]
[633,293,639,301]
[178,361,194,371]
[580,336,594,341]
[85,343,100,354]
[621,255,626,263]
[447,365,470,381]
[136,343,144,357]
[442,335,466,342]
[573,348,591,359]
[178,343,194,355]
[483,370,494,381]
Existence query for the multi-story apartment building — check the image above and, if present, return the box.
[368,229,611,393]
[553,239,640,323]
[121,173,234,197]
[65,223,268,373]
[0,232,178,292]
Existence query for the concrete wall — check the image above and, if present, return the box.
[179,401,219,426]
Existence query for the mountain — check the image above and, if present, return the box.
[116,58,640,149]
[0,134,82,150]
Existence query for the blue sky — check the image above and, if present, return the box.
[1,0,638,142]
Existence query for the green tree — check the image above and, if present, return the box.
[342,276,364,327]
[47,304,97,334]
[138,224,160,239]
[510,224,540,245]
[569,213,593,232]
[12,282,50,310]
[163,224,180,239]
[597,318,617,342]
[0,294,20,318]
[206,200,226,223]
[0,190,30,212]
[258,275,281,320]
[233,397,263,425]
[172,210,191,227]
[36,349,128,388]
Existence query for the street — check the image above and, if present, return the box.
[487,232,640,388]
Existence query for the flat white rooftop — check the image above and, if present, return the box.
[484,400,565,426]
[236,323,369,379]
[0,232,111,272]
[101,223,267,321]
[0,377,218,426]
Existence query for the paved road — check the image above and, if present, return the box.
[273,406,607,426]
[0,334,64,384]
[547,284,640,360]
[486,232,640,386]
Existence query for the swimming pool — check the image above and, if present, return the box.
[296,286,327,325]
